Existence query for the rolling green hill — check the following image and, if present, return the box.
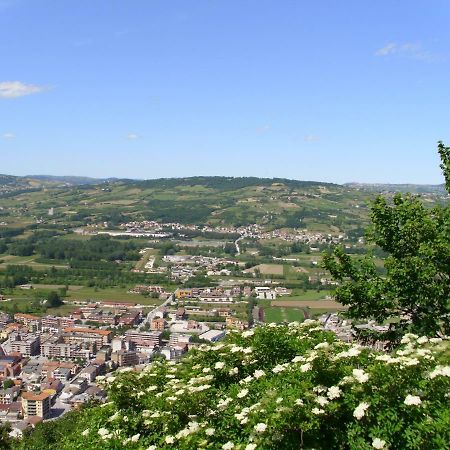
[0,176,446,234]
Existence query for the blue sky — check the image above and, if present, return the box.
[1,0,449,184]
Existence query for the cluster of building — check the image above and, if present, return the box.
[162,255,239,281]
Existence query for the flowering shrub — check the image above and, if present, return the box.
[23,321,450,449]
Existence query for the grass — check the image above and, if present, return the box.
[263,306,305,323]
[64,287,166,305]
[282,290,332,301]
[263,307,284,323]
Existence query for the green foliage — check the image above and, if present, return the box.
[2,379,14,389]
[323,143,450,342]
[17,322,450,449]
[47,290,63,307]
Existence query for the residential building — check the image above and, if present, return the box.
[13,314,41,332]
[124,330,162,347]
[151,317,166,331]
[111,350,139,367]
[22,392,51,419]
[9,333,40,356]
[62,327,112,348]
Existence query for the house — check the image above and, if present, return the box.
[225,316,249,330]
[151,317,166,331]
[0,386,20,404]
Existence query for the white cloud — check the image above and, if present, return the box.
[256,125,270,134]
[0,81,47,98]
[2,132,15,139]
[374,42,441,62]
[304,135,320,143]
[127,133,140,140]
[375,42,397,56]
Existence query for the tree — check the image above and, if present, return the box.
[323,142,450,343]
[47,291,63,308]
[2,379,14,389]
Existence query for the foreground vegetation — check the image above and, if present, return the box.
[8,321,448,450]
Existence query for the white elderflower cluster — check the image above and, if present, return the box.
[353,402,370,420]
[404,395,422,406]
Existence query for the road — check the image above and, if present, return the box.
[235,235,245,255]
[138,293,174,330]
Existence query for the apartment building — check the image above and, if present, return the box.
[124,330,162,347]
[22,391,51,419]
[62,327,112,348]
[41,336,91,360]
[9,332,41,356]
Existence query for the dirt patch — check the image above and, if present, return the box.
[246,264,284,275]
[271,300,346,309]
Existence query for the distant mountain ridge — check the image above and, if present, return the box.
[344,182,447,194]
[25,175,117,185]
[0,173,447,194]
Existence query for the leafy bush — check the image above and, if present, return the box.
[19,321,450,449]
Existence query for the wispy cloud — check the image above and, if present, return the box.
[256,125,271,134]
[304,135,320,143]
[375,42,444,62]
[127,133,140,140]
[2,132,15,139]
[0,81,48,98]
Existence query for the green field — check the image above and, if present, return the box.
[263,306,305,323]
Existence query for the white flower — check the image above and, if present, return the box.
[218,397,232,408]
[300,363,311,372]
[272,364,287,373]
[404,394,422,406]
[147,446,157,450]
[109,412,120,421]
[327,386,341,400]
[268,322,277,327]
[243,347,253,354]
[254,423,267,433]
[205,428,215,436]
[312,407,324,415]
[165,435,175,444]
[229,367,239,375]
[428,365,450,379]
[295,399,304,406]
[417,336,429,344]
[402,358,420,366]
[292,355,306,363]
[372,438,386,449]
[347,346,362,357]
[254,369,265,379]
[240,375,254,384]
[245,444,257,450]
[237,388,249,398]
[223,442,235,450]
[316,396,329,406]
[352,368,369,383]
[81,429,89,436]
[98,428,109,437]
[276,397,283,404]
[242,330,254,338]
[131,434,140,442]
[203,367,211,373]
[215,361,225,369]
[353,402,370,420]
[314,342,329,349]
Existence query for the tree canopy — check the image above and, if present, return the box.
[323,142,450,343]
